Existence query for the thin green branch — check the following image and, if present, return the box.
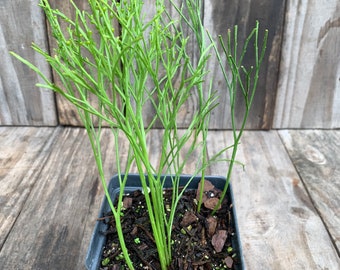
[11,1,267,269]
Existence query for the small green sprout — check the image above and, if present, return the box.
[115,252,124,261]
[101,257,110,266]
[134,237,141,244]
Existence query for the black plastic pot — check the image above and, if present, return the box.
[85,174,244,269]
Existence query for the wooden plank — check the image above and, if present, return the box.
[0,127,58,248]
[274,1,340,128]
[279,130,340,252]
[0,128,129,269]
[0,0,57,126]
[208,131,340,268]
[204,0,286,129]
[1,128,340,268]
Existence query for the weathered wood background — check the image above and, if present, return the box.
[274,0,340,128]
[0,0,57,126]
[0,0,339,128]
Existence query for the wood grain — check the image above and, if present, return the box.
[1,128,340,268]
[279,130,340,252]
[0,127,129,269]
[208,131,340,269]
[2,1,340,129]
[0,127,58,248]
[0,0,57,126]
[274,1,340,128]
[204,0,286,129]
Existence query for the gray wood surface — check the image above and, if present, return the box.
[2,1,340,128]
[1,127,339,269]
[208,130,340,269]
[0,127,122,269]
[274,0,340,128]
[279,130,340,252]
[0,0,57,126]
[0,127,57,248]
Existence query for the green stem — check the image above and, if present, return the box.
[11,1,268,269]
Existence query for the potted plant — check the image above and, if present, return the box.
[11,0,267,269]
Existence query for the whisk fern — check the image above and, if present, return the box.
[11,0,267,269]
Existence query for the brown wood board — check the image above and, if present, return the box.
[274,1,340,128]
[0,127,58,248]
[0,127,127,269]
[208,130,340,269]
[2,1,340,129]
[1,128,339,269]
[0,0,57,126]
[279,130,340,252]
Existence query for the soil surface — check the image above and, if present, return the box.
[99,180,241,270]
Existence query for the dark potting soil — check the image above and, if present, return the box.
[99,180,240,270]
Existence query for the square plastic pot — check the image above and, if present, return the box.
[85,174,244,269]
